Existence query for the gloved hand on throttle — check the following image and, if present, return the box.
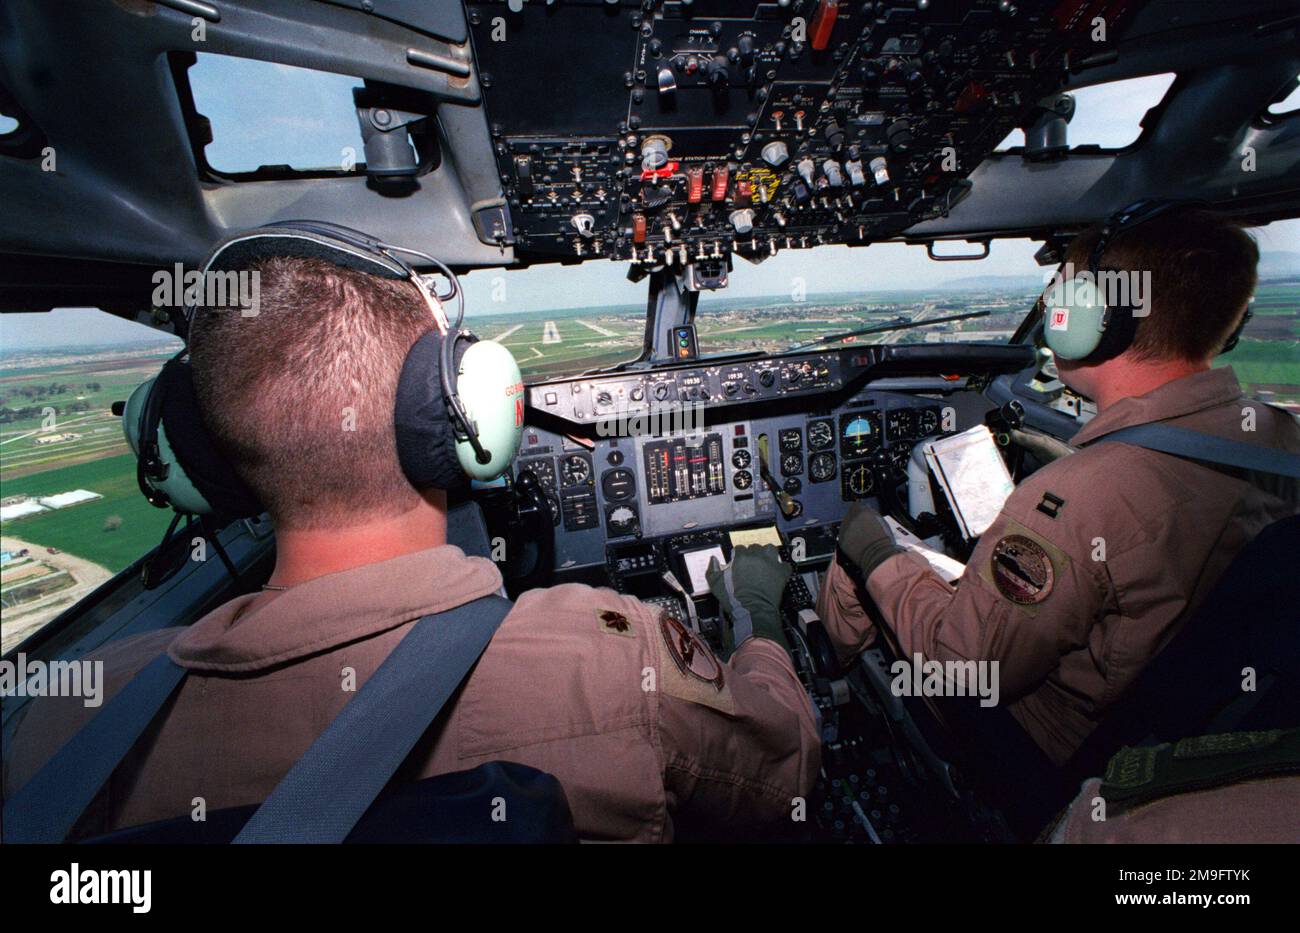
[706,544,792,654]
[837,502,904,578]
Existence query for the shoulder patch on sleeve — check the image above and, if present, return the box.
[655,613,736,715]
[979,518,1070,609]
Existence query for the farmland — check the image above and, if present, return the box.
[1,454,174,570]
[0,278,1293,648]
[467,280,1296,404]
[1,345,179,575]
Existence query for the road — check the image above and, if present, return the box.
[577,320,618,337]
[1,535,112,653]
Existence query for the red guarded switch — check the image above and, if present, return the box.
[687,167,704,203]
[639,160,679,181]
[810,0,839,52]
[710,165,729,201]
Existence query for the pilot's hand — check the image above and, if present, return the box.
[837,502,904,579]
[706,545,792,653]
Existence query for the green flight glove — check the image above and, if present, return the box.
[837,502,904,579]
[706,544,792,653]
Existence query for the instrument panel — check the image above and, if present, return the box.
[528,351,842,423]
[466,0,1142,264]
[525,340,1030,424]
[514,385,951,573]
[507,341,1031,571]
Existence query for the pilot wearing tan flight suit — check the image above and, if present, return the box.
[817,208,1300,767]
[3,256,820,842]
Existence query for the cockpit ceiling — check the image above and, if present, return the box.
[0,0,1298,306]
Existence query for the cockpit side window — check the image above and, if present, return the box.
[0,310,181,653]
[177,52,368,179]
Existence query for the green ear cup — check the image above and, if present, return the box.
[122,378,212,515]
[1043,276,1108,361]
[453,339,525,482]
[122,377,152,456]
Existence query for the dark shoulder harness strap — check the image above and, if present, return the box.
[2,653,188,844]
[2,594,512,845]
[1097,423,1300,479]
[232,593,512,844]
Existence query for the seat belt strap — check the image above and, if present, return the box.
[1096,423,1300,479]
[2,652,188,844]
[232,594,513,844]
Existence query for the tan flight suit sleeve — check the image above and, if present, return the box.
[509,582,820,835]
[816,556,879,664]
[817,476,1111,703]
[654,619,822,832]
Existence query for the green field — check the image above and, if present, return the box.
[1250,283,1300,315]
[0,453,175,571]
[1215,337,1300,389]
[0,346,175,476]
[467,288,1036,378]
[1215,282,1299,401]
[471,305,646,379]
[0,280,1293,580]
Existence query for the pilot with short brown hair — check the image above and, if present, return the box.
[819,207,1299,766]
[3,254,820,842]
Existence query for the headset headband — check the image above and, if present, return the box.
[186,221,490,466]
[185,222,455,325]
[1088,199,1210,280]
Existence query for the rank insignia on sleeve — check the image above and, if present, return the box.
[1036,492,1065,519]
[659,613,725,691]
[598,609,634,637]
[990,534,1055,605]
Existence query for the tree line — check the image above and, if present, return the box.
[0,399,94,425]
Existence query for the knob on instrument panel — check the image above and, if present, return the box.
[761,140,790,167]
[730,209,755,234]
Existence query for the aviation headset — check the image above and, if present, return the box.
[1041,199,1253,363]
[123,221,525,519]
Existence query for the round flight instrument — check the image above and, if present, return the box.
[807,420,834,451]
[886,409,915,440]
[518,457,557,489]
[733,469,753,490]
[846,463,875,498]
[601,467,636,501]
[918,408,940,436]
[809,452,836,482]
[606,505,638,536]
[560,454,591,486]
[841,415,878,454]
[732,448,752,469]
[780,452,803,477]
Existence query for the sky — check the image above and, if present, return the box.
[1,65,1297,349]
[0,309,181,355]
[456,218,1300,317]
